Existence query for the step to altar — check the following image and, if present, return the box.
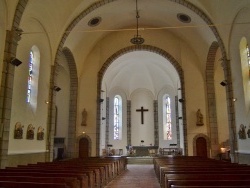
[126,156,154,164]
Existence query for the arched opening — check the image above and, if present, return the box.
[76,134,92,158]
[196,137,208,158]
[98,46,185,156]
[193,134,210,158]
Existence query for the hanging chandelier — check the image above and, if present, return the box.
[130,0,144,45]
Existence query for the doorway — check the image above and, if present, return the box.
[79,137,89,158]
[196,137,207,157]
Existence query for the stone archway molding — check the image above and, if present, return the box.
[96,45,187,156]
[62,47,78,158]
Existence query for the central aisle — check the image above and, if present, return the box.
[105,164,161,188]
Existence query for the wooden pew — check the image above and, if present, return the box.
[153,156,250,188]
[0,171,88,188]
[159,166,250,185]
[0,157,126,188]
[47,159,111,186]
[167,179,250,188]
[11,165,101,188]
[0,176,79,188]
[165,174,250,188]
[171,186,250,188]
[45,161,108,186]
[0,181,70,188]
[1,168,95,188]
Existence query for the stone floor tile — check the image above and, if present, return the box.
[104,164,161,188]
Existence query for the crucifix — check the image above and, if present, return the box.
[136,106,149,124]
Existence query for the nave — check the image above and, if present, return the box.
[104,164,160,188]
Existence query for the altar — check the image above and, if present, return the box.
[128,146,158,156]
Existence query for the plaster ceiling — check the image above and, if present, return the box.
[103,51,179,97]
[17,0,248,95]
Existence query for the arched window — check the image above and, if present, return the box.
[27,51,33,103]
[114,95,122,140]
[163,95,172,140]
[239,38,250,111]
[247,44,250,66]
[27,46,40,110]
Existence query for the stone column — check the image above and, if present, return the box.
[0,29,22,168]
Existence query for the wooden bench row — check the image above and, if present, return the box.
[153,156,250,188]
[0,156,127,188]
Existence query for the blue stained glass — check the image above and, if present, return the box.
[27,51,33,103]
[165,96,172,140]
[114,96,122,140]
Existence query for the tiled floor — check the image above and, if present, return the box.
[105,164,161,188]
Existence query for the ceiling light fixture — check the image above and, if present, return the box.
[130,0,144,45]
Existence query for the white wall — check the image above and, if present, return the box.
[230,7,250,154]
[130,89,154,146]
[55,55,70,147]
[9,18,51,154]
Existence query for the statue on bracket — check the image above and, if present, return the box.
[196,109,204,126]
[238,124,246,139]
[247,126,250,138]
[37,126,44,140]
[14,122,24,139]
[26,124,35,140]
[81,108,87,126]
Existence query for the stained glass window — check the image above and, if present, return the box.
[27,51,33,103]
[247,44,250,65]
[114,95,122,140]
[164,95,172,140]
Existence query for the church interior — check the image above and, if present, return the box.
[1,1,250,184]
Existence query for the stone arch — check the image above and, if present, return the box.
[62,47,78,158]
[96,45,186,156]
[193,133,210,157]
[76,134,92,157]
[49,0,233,158]
[205,41,220,158]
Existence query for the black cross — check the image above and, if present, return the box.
[136,106,149,124]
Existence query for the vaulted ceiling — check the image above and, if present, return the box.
[13,0,246,94]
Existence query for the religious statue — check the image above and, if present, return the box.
[81,108,87,126]
[37,126,44,140]
[196,109,204,126]
[247,126,250,138]
[14,122,24,139]
[26,124,35,140]
[238,124,246,139]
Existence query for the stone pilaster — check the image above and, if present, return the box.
[105,97,109,150]
[127,100,131,145]
[154,100,159,146]
[175,96,180,147]
[0,28,23,168]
